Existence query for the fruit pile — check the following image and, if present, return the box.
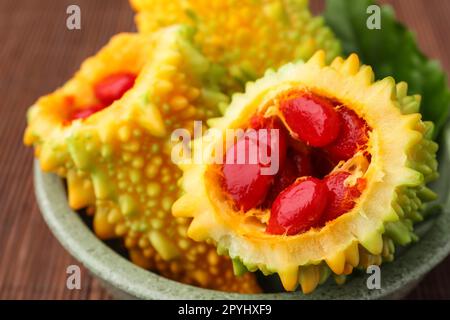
[25,28,260,292]
[24,0,443,295]
[24,1,342,293]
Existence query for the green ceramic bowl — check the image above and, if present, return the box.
[34,122,450,300]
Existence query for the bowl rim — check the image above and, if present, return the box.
[33,124,450,299]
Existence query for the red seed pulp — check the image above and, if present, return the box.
[94,73,137,105]
[67,72,137,122]
[323,107,368,162]
[222,117,287,211]
[292,149,313,177]
[264,157,298,207]
[69,104,106,121]
[279,93,341,147]
[267,177,329,235]
[264,148,313,207]
[321,171,363,224]
[220,93,370,235]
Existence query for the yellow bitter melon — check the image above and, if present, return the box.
[172,51,439,293]
[24,32,161,210]
[67,26,260,293]
[130,0,341,90]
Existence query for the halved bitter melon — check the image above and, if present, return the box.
[66,26,260,293]
[173,51,439,293]
[24,31,159,209]
[130,0,341,90]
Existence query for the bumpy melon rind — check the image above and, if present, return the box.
[24,32,161,209]
[173,51,439,292]
[65,26,260,293]
[130,0,341,90]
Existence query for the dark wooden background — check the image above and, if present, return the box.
[0,0,449,299]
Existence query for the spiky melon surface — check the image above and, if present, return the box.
[65,26,259,293]
[24,32,159,209]
[25,26,260,293]
[173,51,439,293]
[130,0,341,90]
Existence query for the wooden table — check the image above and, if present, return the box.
[0,0,449,299]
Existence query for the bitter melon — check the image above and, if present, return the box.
[25,26,260,293]
[24,32,159,209]
[66,26,260,293]
[130,0,341,90]
[173,51,439,293]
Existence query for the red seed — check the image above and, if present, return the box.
[280,93,341,147]
[69,103,106,121]
[324,107,368,162]
[94,73,137,105]
[222,120,287,211]
[253,116,290,173]
[249,114,267,130]
[267,177,328,235]
[264,157,298,207]
[321,171,362,223]
[263,147,314,207]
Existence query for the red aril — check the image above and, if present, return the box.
[94,72,137,105]
[66,73,136,124]
[324,107,368,162]
[69,104,106,121]
[321,171,362,223]
[222,119,287,211]
[249,116,288,165]
[264,157,298,207]
[263,147,313,207]
[267,177,328,235]
[280,93,341,147]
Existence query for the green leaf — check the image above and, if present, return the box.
[324,0,450,138]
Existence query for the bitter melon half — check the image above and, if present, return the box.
[25,26,260,293]
[130,0,341,90]
[24,31,159,210]
[173,51,439,293]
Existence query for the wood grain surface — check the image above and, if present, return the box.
[0,0,449,300]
